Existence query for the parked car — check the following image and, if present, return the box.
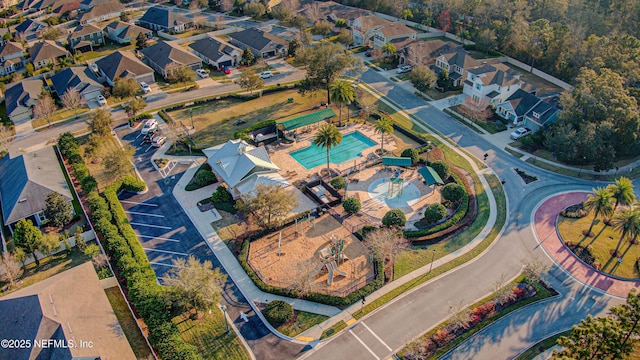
[143,131,157,143]
[223,68,231,74]
[140,82,151,93]
[196,69,209,78]
[152,136,166,147]
[96,95,107,106]
[397,65,412,74]
[510,127,532,140]
[141,119,158,135]
[364,50,372,57]
[259,71,273,79]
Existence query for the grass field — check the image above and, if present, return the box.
[274,311,329,337]
[78,42,135,63]
[169,89,327,148]
[173,310,250,360]
[558,215,640,278]
[321,320,347,340]
[104,287,154,359]
[32,108,90,129]
[79,135,136,190]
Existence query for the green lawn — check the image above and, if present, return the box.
[515,331,570,360]
[32,108,90,129]
[321,320,347,340]
[78,42,135,63]
[173,26,216,38]
[104,287,154,360]
[505,147,525,158]
[558,215,640,278]
[173,310,250,360]
[78,134,136,190]
[274,311,329,337]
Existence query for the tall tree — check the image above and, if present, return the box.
[409,65,437,92]
[329,80,356,126]
[313,124,342,173]
[122,97,146,118]
[242,46,255,65]
[607,177,636,213]
[61,88,84,118]
[401,9,413,23]
[381,42,397,62]
[44,192,73,228]
[374,117,393,155]
[103,144,135,179]
[610,289,640,352]
[33,93,57,126]
[237,183,298,228]
[135,33,148,50]
[0,251,23,289]
[363,228,409,278]
[169,66,195,90]
[13,219,43,266]
[236,69,264,94]
[86,108,113,136]
[165,256,227,316]
[112,77,140,99]
[297,42,363,104]
[555,316,629,359]
[583,187,614,237]
[610,208,640,257]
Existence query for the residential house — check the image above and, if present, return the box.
[399,39,459,67]
[315,0,371,26]
[0,263,137,359]
[14,19,47,43]
[351,15,416,48]
[104,21,153,44]
[495,89,559,130]
[432,48,483,87]
[463,63,523,105]
[0,41,26,76]
[67,23,104,52]
[3,79,43,124]
[78,0,124,24]
[140,41,201,79]
[0,147,72,231]
[188,37,241,69]
[228,28,288,58]
[50,0,81,15]
[50,66,103,102]
[137,6,193,33]
[94,50,154,86]
[79,0,109,11]
[28,40,69,70]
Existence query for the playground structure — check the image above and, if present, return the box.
[318,235,349,285]
[388,170,404,197]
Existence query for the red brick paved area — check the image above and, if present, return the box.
[534,192,640,297]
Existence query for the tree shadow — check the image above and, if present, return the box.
[608,242,634,274]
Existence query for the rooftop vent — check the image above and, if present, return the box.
[18,198,27,203]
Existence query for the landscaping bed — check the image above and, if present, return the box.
[185,163,217,191]
[259,302,329,337]
[515,168,538,184]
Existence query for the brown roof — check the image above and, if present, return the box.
[140,41,201,71]
[80,0,124,21]
[69,23,102,39]
[356,14,388,30]
[94,50,153,81]
[401,40,459,66]
[28,40,69,63]
[378,22,415,38]
[312,0,371,21]
[469,63,522,87]
[0,41,24,57]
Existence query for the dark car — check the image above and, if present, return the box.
[143,129,159,143]
[365,50,372,57]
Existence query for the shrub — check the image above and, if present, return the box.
[441,183,465,204]
[263,300,294,325]
[343,197,361,214]
[423,203,447,224]
[330,176,346,190]
[73,163,89,180]
[382,209,406,227]
[211,185,232,203]
[430,160,450,180]
[81,176,98,194]
[185,165,217,191]
[234,119,276,141]
[401,148,420,165]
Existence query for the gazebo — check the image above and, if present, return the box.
[418,166,444,188]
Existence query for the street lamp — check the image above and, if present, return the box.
[578,156,586,176]
[220,305,230,334]
[429,249,436,273]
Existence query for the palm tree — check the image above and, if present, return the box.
[329,80,356,126]
[313,124,342,174]
[374,117,393,155]
[583,187,614,237]
[611,208,640,257]
[381,42,397,62]
[401,9,413,24]
[607,177,636,213]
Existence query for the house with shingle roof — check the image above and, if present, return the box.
[50,66,103,102]
[140,41,201,79]
[0,146,72,230]
[463,63,524,105]
[137,6,193,33]
[313,0,371,26]
[79,0,109,10]
[67,23,104,52]
[104,21,153,44]
[0,262,137,359]
[0,41,26,76]
[228,28,288,58]
[188,37,241,69]
[4,79,43,123]
[28,40,69,69]
[495,89,559,130]
[78,0,124,24]
[432,48,484,87]
[399,39,460,68]
[351,14,416,48]
[94,50,154,86]
[14,19,47,43]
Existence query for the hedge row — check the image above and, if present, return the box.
[58,134,200,359]
[239,238,384,306]
[233,120,276,141]
[58,132,97,194]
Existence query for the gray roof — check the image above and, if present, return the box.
[94,50,153,81]
[0,146,72,225]
[188,37,240,62]
[503,88,559,125]
[228,28,287,53]
[0,41,24,57]
[15,19,46,35]
[105,21,150,40]
[4,79,42,119]
[139,6,190,28]
[80,0,109,7]
[50,66,103,96]
[203,139,279,188]
[140,41,201,71]
[68,23,102,40]
[28,40,69,64]
[79,0,124,21]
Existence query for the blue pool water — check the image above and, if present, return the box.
[290,131,377,169]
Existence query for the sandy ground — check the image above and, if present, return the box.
[248,214,375,296]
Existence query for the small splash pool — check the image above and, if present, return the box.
[290,131,377,170]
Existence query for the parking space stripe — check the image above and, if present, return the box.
[126,211,165,218]
[362,323,392,352]
[143,248,189,256]
[130,222,172,229]
[138,235,181,243]
[120,200,158,207]
[150,261,183,268]
[349,330,380,360]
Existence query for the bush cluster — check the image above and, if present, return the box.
[401,148,420,165]
[382,209,407,227]
[211,185,232,203]
[441,183,466,205]
[423,203,447,225]
[343,197,361,214]
[263,300,294,325]
[185,165,217,191]
[58,132,97,194]
[330,176,346,190]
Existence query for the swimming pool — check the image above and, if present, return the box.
[290,131,377,170]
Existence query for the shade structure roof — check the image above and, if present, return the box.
[278,108,336,130]
[418,166,444,186]
[382,156,412,167]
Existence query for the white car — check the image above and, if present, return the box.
[152,136,167,147]
[510,127,532,140]
[196,69,209,78]
[140,82,151,93]
[397,65,412,74]
[141,119,158,135]
[96,95,107,106]
[259,71,273,79]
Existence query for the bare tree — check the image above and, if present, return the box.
[363,228,409,278]
[288,258,321,298]
[220,0,234,12]
[523,257,549,284]
[33,94,57,126]
[236,68,264,95]
[358,92,378,122]
[62,88,84,118]
[407,44,427,67]
[448,299,472,331]
[457,97,492,123]
[304,2,321,23]
[0,251,23,289]
[0,125,15,154]
[492,272,513,306]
